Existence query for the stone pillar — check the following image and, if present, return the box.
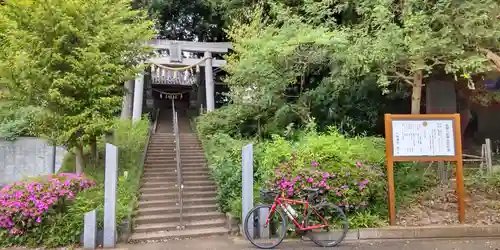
[204,51,215,112]
[132,72,144,123]
[103,144,118,248]
[120,80,134,120]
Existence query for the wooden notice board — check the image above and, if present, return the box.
[384,113,465,225]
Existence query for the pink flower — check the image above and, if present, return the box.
[311,161,318,167]
[0,174,96,231]
[356,161,362,167]
[307,177,313,183]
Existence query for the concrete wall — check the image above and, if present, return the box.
[0,137,67,185]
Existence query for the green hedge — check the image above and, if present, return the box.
[197,120,437,228]
[0,118,149,248]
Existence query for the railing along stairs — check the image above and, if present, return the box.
[171,99,185,230]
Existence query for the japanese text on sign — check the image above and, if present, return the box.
[391,119,455,157]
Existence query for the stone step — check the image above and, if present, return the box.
[145,155,206,159]
[140,185,216,194]
[145,160,206,165]
[133,218,226,234]
[129,227,229,241]
[138,197,217,209]
[137,204,219,216]
[134,211,225,225]
[149,142,199,145]
[142,170,209,178]
[146,154,205,158]
[152,135,198,138]
[147,150,204,154]
[145,163,208,168]
[146,155,206,160]
[145,161,207,166]
[151,137,199,141]
[139,190,217,201]
[144,165,208,170]
[146,151,205,156]
[143,167,209,173]
[141,180,215,189]
[149,142,201,146]
[141,175,211,182]
[148,141,200,144]
[148,147,203,151]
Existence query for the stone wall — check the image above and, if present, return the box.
[0,137,67,185]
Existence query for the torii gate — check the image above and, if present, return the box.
[121,39,232,122]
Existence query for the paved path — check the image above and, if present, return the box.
[118,236,500,250]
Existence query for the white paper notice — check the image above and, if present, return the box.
[391,120,455,157]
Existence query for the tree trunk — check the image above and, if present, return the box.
[90,137,98,167]
[411,70,423,114]
[75,145,85,174]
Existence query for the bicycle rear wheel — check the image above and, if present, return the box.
[305,203,348,247]
[243,204,287,249]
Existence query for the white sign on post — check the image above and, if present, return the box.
[391,119,455,157]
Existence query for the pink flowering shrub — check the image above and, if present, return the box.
[0,173,96,235]
[269,154,385,211]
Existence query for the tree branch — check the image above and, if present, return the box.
[478,47,500,72]
[393,72,414,86]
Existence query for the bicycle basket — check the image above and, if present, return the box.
[259,189,278,202]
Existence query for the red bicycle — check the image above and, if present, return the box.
[243,188,349,249]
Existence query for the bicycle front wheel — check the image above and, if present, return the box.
[243,204,287,249]
[305,203,348,247]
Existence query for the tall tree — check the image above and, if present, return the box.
[135,0,228,41]
[224,0,500,114]
[337,0,500,114]
[0,0,154,173]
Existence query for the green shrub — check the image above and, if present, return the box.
[199,132,251,213]
[198,123,436,228]
[0,104,43,140]
[0,118,149,247]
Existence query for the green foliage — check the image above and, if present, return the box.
[335,0,500,95]
[0,102,43,140]
[199,132,250,213]
[209,6,410,138]
[465,169,500,199]
[348,211,385,229]
[135,0,228,42]
[0,0,154,148]
[0,119,149,247]
[197,119,436,228]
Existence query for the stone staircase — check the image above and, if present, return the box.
[130,109,228,242]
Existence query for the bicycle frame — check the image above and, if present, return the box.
[265,193,329,231]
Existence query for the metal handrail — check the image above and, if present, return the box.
[152,109,160,134]
[172,99,184,230]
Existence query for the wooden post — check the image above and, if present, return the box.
[453,114,465,223]
[384,114,397,225]
[485,138,493,174]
